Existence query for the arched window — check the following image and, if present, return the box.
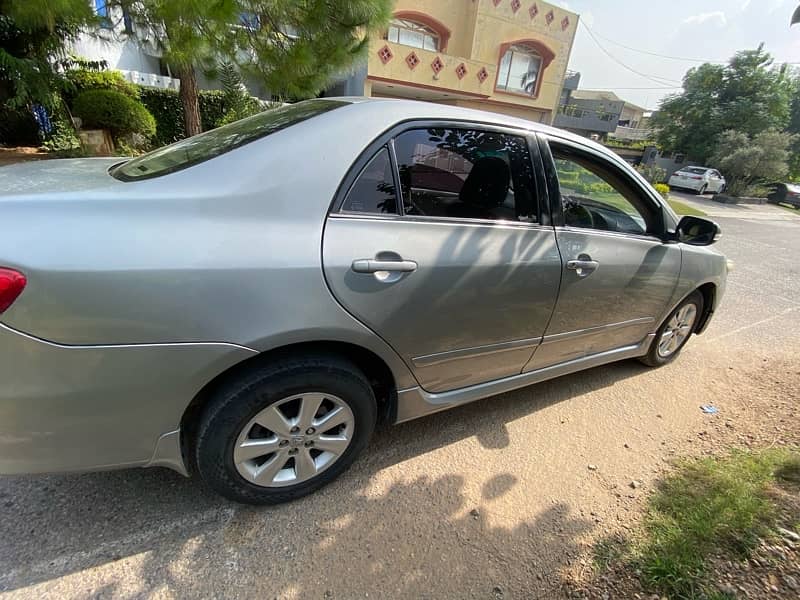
[387,18,440,52]
[497,45,543,95]
[495,40,555,97]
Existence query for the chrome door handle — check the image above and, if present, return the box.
[351,259,418,273]
[566,256,599,277]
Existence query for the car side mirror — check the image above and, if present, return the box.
[676,216,721,246]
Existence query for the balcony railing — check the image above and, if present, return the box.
[612,126,653,141]
[119,69,180,91]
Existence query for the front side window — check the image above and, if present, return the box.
[112,99,347,181]
[553,148,652,235]
[387,18,439,51]
[394,128,538,222]
[341,148,398,215]
[497,45,542,96]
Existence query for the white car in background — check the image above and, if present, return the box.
[668,167,726,195]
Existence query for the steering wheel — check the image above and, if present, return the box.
[562,196,594,229]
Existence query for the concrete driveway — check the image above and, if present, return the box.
[1,193,798,599]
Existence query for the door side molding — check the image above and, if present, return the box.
[395,335,655,423]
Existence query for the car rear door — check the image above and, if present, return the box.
[526,134,681,371]
[322,122,561,393]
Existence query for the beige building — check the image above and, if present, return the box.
[334,0,579,124]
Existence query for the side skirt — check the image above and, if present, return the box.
[394,335,655,423]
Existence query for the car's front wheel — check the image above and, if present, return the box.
[194,354,377,504]
[640,291,703,367]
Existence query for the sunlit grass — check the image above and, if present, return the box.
[635,449,799,599]
[667,198,708,217]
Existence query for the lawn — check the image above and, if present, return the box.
[667,197,708,217]
[595,449,800,599]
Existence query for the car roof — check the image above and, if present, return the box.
[320,96,616,157]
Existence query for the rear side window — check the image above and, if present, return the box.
[341,147,398,214]
[111,99,348,181]
[684,167,708,175]
[393,128,538,222]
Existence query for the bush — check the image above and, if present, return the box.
[200,91,226,131]
[138,87,232,145]
[41,94,82,157]
[711,129,796,197]
[654,183,670,199]
[138,87,184,145]
[64,69,139,103]
[71,89,156,139]
[636,163,667,184]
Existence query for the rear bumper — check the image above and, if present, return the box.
[668,178,703,191]
[0,323,255,475]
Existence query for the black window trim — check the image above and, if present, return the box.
[329,118,550,230]
[339,144,401,216]
[537,132,668,241]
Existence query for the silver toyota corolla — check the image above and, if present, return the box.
[0,98,727,504]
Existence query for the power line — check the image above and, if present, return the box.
[579,21,683,86]
[587,28,723,63]
[586,24,800,66]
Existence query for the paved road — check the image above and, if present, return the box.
[1,194,798,599]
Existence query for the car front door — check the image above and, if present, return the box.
[525,135,681,372]
[322,123,562,393]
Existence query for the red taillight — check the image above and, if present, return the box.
[0,268,26,314]
[689,175,703,180]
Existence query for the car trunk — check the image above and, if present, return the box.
[0,157,124,199]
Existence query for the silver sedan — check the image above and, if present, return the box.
[0,98,727,504]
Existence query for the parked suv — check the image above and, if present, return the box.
[767,183,800,208]
[668,167,726,195]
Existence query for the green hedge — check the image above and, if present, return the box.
[72,89,156,139]
[138,87,226,146]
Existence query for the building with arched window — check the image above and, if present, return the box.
[329,0,579,125]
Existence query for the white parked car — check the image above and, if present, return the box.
[668,167,726,195]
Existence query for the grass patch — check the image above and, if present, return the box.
[775,202,800,214]
[634,449,799,599]
[668,198,708,217]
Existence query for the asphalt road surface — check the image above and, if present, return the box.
[1,193,798,599]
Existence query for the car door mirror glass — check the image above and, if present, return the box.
[676,216,720,246]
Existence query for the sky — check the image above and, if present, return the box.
[559,0,800,111]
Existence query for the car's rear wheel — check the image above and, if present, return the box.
[640,291,703,367]
[194,354,376,504]
[697,184,707,195]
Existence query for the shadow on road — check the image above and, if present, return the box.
[0,359,649,596]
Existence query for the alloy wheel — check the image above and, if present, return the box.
[233,393,355,487]
[657,304,698,358]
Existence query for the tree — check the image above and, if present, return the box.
[0,0,95,109]
[216,60,263,126]
[710,129,796,196]
[652,47,794,163]
[105,0,391,137]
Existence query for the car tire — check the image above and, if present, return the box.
[640,291,704,368]
[697,185,707,195]
[194,354,377,505]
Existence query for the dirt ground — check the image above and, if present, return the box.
[0,194,798,599]
[0,147,49,167]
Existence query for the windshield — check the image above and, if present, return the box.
[683,167,709,175]
[111,99,348,181]
[787,183,800,193]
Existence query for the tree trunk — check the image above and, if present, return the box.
[178,65,202,137]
